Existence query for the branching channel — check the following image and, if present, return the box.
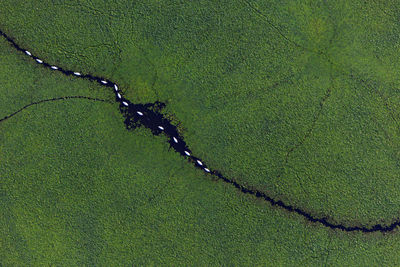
[1,29,399,233]
[0,96,112,122]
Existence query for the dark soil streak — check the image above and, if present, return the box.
[2,29,400,233]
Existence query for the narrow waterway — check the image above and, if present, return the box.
[1,29,398,233]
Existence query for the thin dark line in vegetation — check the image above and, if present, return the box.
[277,73,334,179]
[0,96,111,123]
[370,0,400,26]
[274,85,332,197]
[241,0,334,64]
[2,29,400,233]
[349,72,400,166]
[349,73,400,130]
[274,74,333,198]
[241,0,315,54]
[284,87,331,166]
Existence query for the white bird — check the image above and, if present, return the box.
[74,72,81,76]
[101,80,107,84]
[197,160,203,166]
[25,51,31,56]
[114,84,118,91]
[122,101,129,106]
[158,126,164,130]
[184,151,191,156]
[204,168,210,173]
[137,111,143,116]
[36,59,43,64]
[117,93,121,99]
[51,66,58,70]
[173,137,178,143]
